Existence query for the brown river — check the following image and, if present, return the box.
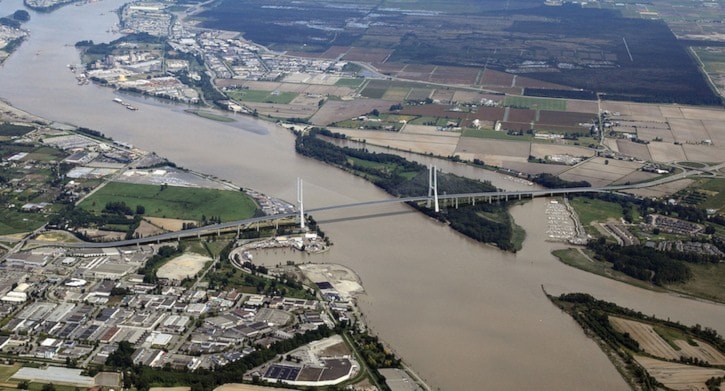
[0,0,722,388]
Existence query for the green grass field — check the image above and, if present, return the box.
[667,262,725,304]
[570,197,624,226]
[226,90,298,104]
[79,182,259,222]
[504,96,567,111]
[461,128,534,141]
[335,78,365,87]
[692,178,725,210]
[0,209,49,235]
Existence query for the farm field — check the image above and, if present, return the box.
[692,47,725,97]
[329,127,460,156]
[634,356,725,391]
[226,89,298,104]
[559,157,644,187]
[79,182,258,222]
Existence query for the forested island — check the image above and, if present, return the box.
[295,128,524,251]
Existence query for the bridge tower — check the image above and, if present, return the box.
[427,165,440,213]
[297,178,305,229]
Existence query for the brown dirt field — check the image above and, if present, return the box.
[681,107,725,121]
[682,145,724,163]
[310,99,391,125]
[215,385,290,391]
[431,89,456,103]
[81,229,125,241]
[566,100,598,113]
[668,118,711,144]
[320,341,351,357]
[342,47,393,63]
[455,138,530,166]
[559,157,640,186]
[480,69,514,86]
[472,107,506,122]
[604,102,664,119]
[648,143,687,163]
[245,102,318,119]
[506,108,536,123]
[659,106,684,118]
[289,94,322,106]
[455,138,531,158]
[609,317,680,360]
[701,119,725,146]
[615,140,652,161]
[636,127,675,143]
[382,87,410,101]
[305,85,355,97]
[501,161,568,175]
[604,139,620,152]
[611,170,660,185]
[330,128,460,156]
[538,111,595,126]
[634,355,725,391]
[144,217,195,232]
[134,219,166,237]
[674,340,725,366]
[529,144,595,159]
[625,179,694,198]
[452,91,486,103]
[157,253,210,281]
[514,75,571,89]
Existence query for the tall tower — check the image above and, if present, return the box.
[297,178,305,229]
[428,165,439,213]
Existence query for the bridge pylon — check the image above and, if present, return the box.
[297,177,305,229]
[427,165,440,213]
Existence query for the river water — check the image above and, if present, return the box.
[0,1,723,389]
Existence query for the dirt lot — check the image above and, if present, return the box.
[298,263,363,301]
[681,107,725,121]
[634,356,725,391]
[648,143,687,163]
[401,124,459,138]
[134,219,166,237]
[529,144,594,159]
[144,217,196,232]
[156,253,210,281]
[331,127,460,156]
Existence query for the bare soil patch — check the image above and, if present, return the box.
[648,143,687,163]
[245,102,318,119]
[501,161,568,175]
[701,119,725,146]
[566,100,598,113]
[615,140,652,161]
[331,128,459,156]
[455,138,531,166]
[144,217,196,232]
[626,179,694,198]
[611,170,659,185]
[681,107,725,121]
[634,355,725,391]
[609,316,679,360]
[401,124,459,138]
[668,118,711,144]
[157,253,211,281]
[134,219,166,237]
[682,145,724,163]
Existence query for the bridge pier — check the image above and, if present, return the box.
[505,194,508,202]
[518,194,521,200]
[427,165,440,212]
[455,198,459,209]
[472,197,475,206]
[237,224,241,237]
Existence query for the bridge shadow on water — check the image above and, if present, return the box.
[314,209,418,225]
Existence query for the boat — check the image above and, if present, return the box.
[125,105,138,111]
[113,98,123,104]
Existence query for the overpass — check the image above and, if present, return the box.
[26,162,722,249]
